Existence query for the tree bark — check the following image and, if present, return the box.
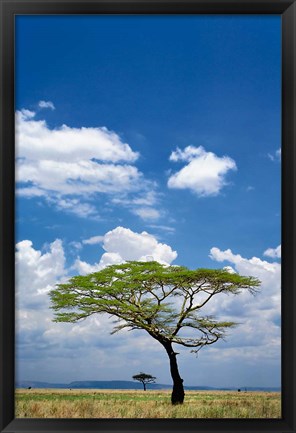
[162,341,185,404]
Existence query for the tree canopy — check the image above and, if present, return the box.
[132,372,156,391]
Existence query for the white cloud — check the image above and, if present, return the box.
[131,207,161,221]
[168,145,237,196]
[15,237,280,387]
[268,148,281,162]
[130,191,158,207]
[17,159,144,196]
[15,233,177,384]
[49,196,100,219]
[15,110,139,199]
[16,109,138,163]
[209,247,280,276]
[264,245,281,259]
[210,247,281,321]
[38,100,55,110]
[16,187,46,198]
[15,108,161,220]
[68,241,83,251]
[223,265,236,274]
[101,227,177,264]
[15,239,67,308]
[111,190,161,222]
[72,258,102,275]
[148,224,175,234]
[169,145,206,162]
[74,226,177,274]
[18,109,35,119]
[204,246,281,384]
[82,235,104,245]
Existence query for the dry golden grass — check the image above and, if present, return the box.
[15,388,281,419]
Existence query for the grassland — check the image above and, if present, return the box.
[15,388,281,418]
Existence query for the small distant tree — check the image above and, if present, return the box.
[132,372,156,391]
[50,261,260,405]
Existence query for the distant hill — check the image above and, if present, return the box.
[16,380,280,392]
[68,380,170,390]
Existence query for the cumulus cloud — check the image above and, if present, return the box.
[72,258,102,275]
[15,240,69,382]
[102,227,177,263]
[15,239,69,374]
[223,265,236,274]
[16,109,140,197]
[209,247,280,278]
[15,239,108,378]
[167,145,237,196]
[16,237,280,386]
[74,226,177,274]
[208,246,281,358]
[15,232,177,384]
[15,108,160,220]
[264,245,281,259]
[19,109,35,119]
[38,100,55,110]
[15,239,67,308]
[16,109,138,163]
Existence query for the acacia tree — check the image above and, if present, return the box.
[132,372,156,391]
[49,261,260,405]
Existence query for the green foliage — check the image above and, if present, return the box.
[49,261,260,351]
[132,373,156,389]
[133,372,156,382]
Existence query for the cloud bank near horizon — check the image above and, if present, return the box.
[15,227,281,387]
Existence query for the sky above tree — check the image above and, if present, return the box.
[15,14,281,388]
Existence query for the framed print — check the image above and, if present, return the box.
[0,0,295,432]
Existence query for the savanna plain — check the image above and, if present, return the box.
[15,388,281,418]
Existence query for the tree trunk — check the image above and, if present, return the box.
[143,382,146,391]
[162,341,185,405]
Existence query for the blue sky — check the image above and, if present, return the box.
[15,15,281,389]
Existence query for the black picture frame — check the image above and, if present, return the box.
[0,0,295,432]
